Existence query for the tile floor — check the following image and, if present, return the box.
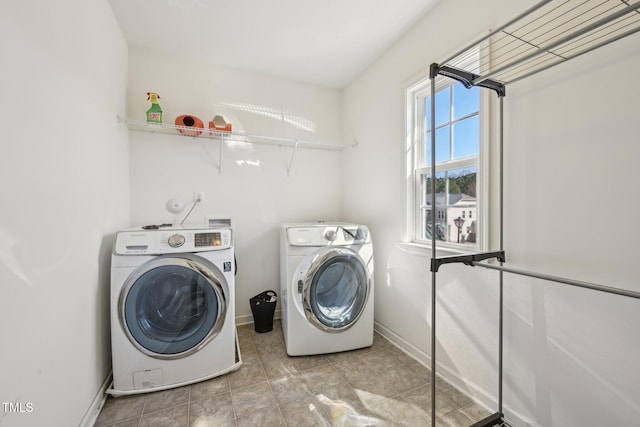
[95,321,491,426]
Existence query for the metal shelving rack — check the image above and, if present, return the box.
[118,117,347,175]
[426,1,640,426]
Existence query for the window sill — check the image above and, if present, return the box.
[396,241,472,258]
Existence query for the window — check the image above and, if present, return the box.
[406,76,486,250]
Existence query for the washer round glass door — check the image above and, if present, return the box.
[119,255,227,359]
[302,248,370,332]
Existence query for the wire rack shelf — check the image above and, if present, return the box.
[118,117,346,151]
[437,0,640,87]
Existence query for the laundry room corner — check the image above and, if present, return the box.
[5,0,640,426]
[125,48,346,324]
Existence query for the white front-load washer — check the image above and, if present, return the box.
[280,222,374,356]
[108,225,240,396]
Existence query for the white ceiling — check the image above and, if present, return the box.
[108,0,440,88]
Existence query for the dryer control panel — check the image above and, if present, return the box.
[114,227,232,255]
[286,224,369,247]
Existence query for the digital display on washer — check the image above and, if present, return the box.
[195,232,222,247]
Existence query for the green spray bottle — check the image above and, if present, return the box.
[146,92,163,123]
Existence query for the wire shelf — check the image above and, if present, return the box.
[118,117,346,151]
[438,0,640,86]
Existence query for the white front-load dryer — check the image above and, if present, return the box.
[280,223,374,356]
[108,226,240,396]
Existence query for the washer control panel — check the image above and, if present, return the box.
[114,227,232,255]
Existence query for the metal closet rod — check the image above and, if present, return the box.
[471,261,640,300]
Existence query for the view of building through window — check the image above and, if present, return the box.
[422,168,477,244]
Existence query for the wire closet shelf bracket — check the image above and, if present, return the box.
[426,1,640,427]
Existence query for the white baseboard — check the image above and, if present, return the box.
[374,321,430,364]
[85,320,531,426]
[236,310,281,326]
[78,371,112,427]
[374,321,537,427]
[373,321,498,412]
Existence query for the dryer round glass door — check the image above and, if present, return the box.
[119,255,227,359]
[302,248,370,332]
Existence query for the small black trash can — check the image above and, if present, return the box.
[249,290,277,333]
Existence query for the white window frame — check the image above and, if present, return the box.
[405,74,490,253]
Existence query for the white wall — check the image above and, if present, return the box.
[126,48,344,321]
[344,0,640,426]
[500,33,640,426]
[0,1,129,427]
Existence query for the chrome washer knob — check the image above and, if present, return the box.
[324,230,337,241]
[167,233,185,248]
